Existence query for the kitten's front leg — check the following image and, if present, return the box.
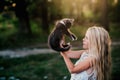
[65,29,77,41]
[71,34,77,41]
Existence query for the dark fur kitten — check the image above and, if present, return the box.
[48,18,77,52]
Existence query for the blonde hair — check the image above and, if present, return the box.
[86,26,112,80]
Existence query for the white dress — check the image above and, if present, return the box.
[70,52,97,80]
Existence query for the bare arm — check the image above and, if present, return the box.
[62,50,85,59]
[61,52,91,73]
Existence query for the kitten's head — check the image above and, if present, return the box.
[59,18,74,28]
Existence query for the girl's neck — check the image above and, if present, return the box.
[84,50,89,54]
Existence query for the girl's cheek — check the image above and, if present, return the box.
[83,44,88,49]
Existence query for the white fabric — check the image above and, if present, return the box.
[70,52,97,80]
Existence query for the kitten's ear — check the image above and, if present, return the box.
[70,19,74,22]
[69,19,74,24]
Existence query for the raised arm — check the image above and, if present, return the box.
[60,52,91,74]
[62,50,85,59]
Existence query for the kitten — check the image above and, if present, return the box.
[48,18,77,52]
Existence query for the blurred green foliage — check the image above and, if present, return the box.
[0,54,70,80]
[0,17,120,50]
[0,0,120,49]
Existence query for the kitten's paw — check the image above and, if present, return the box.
[62,42,71,48]
[71,35,77,41]
[67,42,70,45]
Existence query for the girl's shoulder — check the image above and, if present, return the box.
[81,50,89,57]
[80,51,94,64]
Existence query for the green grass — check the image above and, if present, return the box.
[111,45,120,80]
[0,45,120,80]
[0,54,70,80]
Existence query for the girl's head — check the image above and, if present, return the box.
[85,26,111,53]
[83,26,112,80]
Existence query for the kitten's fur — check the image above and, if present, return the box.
[48,18,77,52]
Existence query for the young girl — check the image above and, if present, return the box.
[60,26,112,80]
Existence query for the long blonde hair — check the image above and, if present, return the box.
[86,26,112,80]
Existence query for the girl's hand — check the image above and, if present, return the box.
[60,51,65,57]
[60,51,69,57]
[61,50,84,59]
